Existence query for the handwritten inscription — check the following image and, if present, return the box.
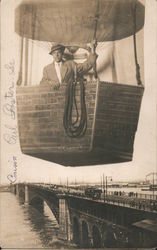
[3,125,17,144]
[5,60,15,75]
[3,60,16,120]
[3,60,18,183]
[7,156,18,184]
[3,59,17,144]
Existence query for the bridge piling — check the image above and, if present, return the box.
[10,184,16,194]
[81,222,93,248]
[16,184,19,197]
[24,185,29,205]
[58,195,72,241]
[88,225,94,247]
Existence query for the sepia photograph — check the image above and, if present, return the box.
[0,0,157,249]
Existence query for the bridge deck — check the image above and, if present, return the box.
[29,184,157,213]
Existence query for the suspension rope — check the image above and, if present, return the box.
[133,0,142,86]
[17,37,24,86]
[93,0,100,79]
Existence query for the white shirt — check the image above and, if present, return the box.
[54,62,62,83]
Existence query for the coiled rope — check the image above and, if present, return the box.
[63,75,87,138]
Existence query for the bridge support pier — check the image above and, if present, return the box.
[88,226,93,248]
[25,185,29,205]
[10,184,16,194]
[16,184,19,197]
[58,195,72,241]
[80,222,93,248]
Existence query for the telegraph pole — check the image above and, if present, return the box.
[146,172,157,200]
[103,173,105,200]
[101,174,105,201]
[105,176,112,199]
[106,176,107,198]
[67,177,68,191]
[75,177,76,187]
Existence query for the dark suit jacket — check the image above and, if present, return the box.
[40,53,97,86]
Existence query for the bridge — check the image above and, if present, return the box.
[10,183,157,248]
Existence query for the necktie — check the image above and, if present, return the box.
[55,62,62,83]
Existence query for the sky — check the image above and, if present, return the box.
[1,0,157,185]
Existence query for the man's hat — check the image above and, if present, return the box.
[49,44,65,55]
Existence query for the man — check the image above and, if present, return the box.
[40,41,97,90]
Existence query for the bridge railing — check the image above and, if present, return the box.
[102,194,157,212]
[107,190,157,200]
[65,191,157,212]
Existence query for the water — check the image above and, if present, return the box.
[0,192,76,249]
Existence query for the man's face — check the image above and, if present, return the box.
[52,49,63,62]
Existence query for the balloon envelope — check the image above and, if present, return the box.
[15,0,145,45]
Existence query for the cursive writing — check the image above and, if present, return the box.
[3,60,16,120]
[3,125,18,144]
[7,156,17,184]
[3,100,16,119]
[3,59,17,145]
[5,59,15,75]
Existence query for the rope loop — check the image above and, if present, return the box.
[63,77,87,138]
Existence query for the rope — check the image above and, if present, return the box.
[63,1,100,138]
[92,0,100,79]
[17,37,24,86]
[63,75,87,138]
[133,0,142,86]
